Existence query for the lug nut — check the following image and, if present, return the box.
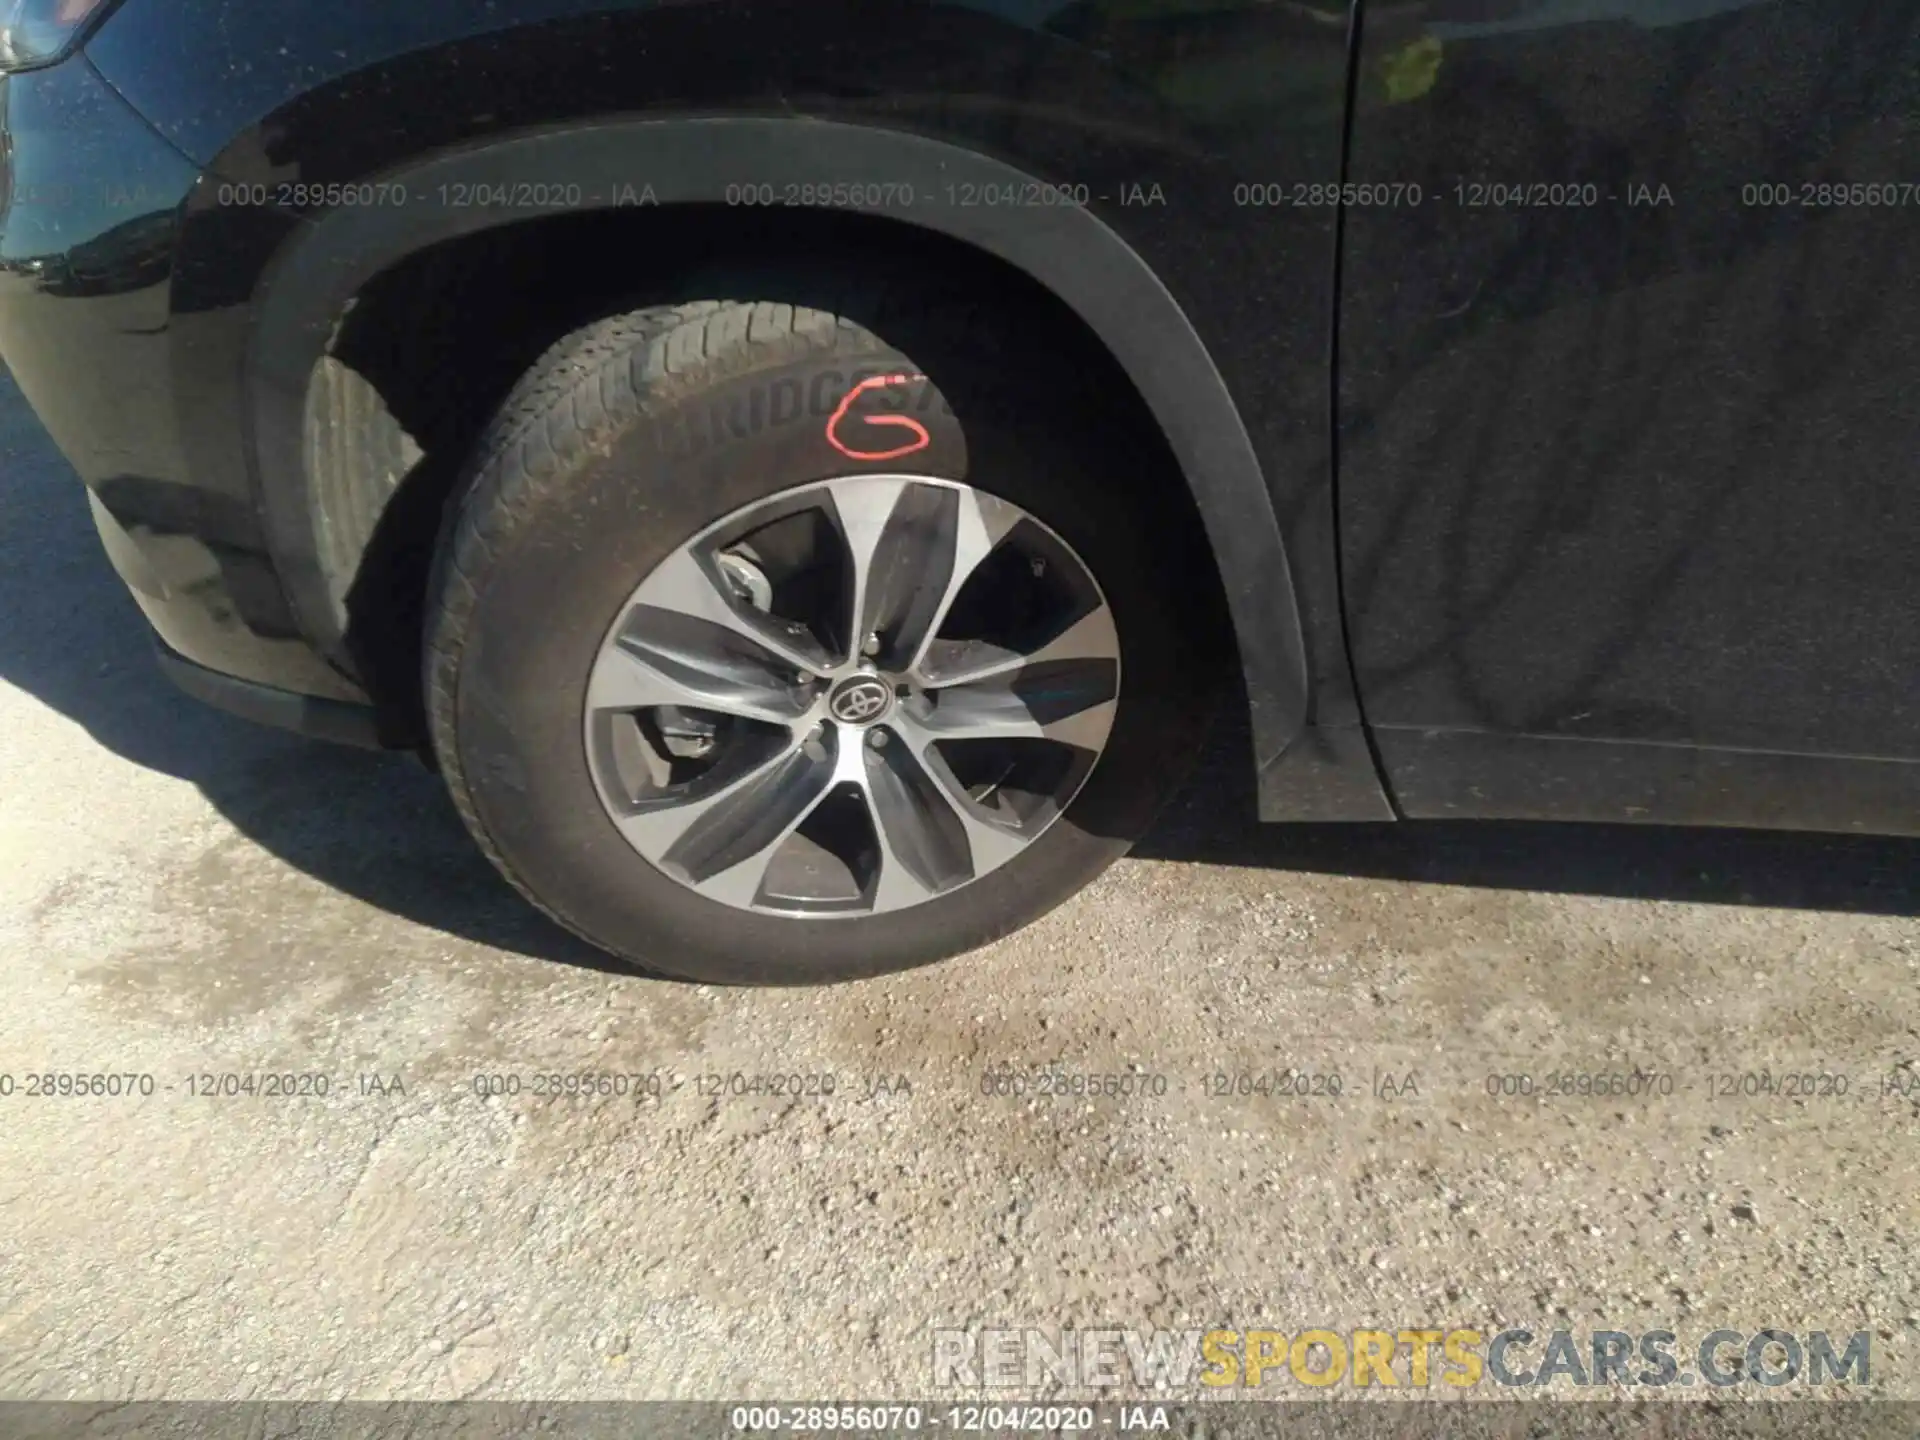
[861,632,882,657]
[867,729,889,749]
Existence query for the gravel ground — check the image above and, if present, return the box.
[1,370,1917,1405]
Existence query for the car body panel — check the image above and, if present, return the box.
[1339,0,1920,828]
[15,0,1913,838]
[246,117,1327,782]
[0,57,366,701]
[71,0,1390,812]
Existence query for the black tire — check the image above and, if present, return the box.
[424,283,1218,984]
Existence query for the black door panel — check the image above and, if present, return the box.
[1339,1,1920,804]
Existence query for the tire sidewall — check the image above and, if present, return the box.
[445,329,1200,983]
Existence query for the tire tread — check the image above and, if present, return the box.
[425,297,872,959]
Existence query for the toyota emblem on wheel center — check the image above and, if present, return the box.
[827,674,894,725]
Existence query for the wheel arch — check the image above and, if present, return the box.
[248,117,1313,773]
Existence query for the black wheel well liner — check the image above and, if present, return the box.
[248,116,1311,772]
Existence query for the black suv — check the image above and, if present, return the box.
[3,0,1916,982]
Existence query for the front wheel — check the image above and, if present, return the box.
[425,289,1216,983]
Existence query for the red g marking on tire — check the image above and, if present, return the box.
[825,372,931,461]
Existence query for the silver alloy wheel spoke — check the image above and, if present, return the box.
[908,741,1034,871]
[823,476,912,667]
[902,690,1118,752]
[683,747,842,908]
[855,733,946,911]
[896,486,1022,676]
[613,735,803,856]
[587,638,807,726]
[825,477,1022,671]
[861,728,1027,906]
[618,735,834,904]
[584,474,1122,919]
[636,548,835,675]
[915,604,1120,689]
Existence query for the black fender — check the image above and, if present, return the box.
[247,118,1318,780]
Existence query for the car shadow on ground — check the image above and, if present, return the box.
[5,371,1919,978]
[0,372,622,971]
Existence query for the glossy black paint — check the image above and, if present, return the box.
[3,0,1913,837]
[1340,0,1920,828]
[0,56,365,701]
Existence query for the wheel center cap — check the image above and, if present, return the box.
[827,674,894,726]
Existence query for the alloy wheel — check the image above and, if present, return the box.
[582,475,1121,917]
